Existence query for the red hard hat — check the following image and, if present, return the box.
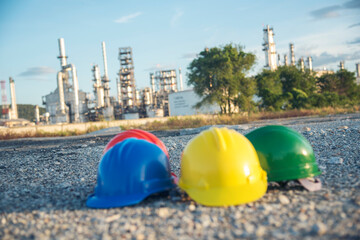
[103,129,169,158]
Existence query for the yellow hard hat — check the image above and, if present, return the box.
[179,127,267,206]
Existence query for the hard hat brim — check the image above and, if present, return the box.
[86,177,175,209]
[179,179,267,207]
[267,163,321,182]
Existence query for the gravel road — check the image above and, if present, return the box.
[0,114,359,239]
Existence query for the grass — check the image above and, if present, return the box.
[1,106,359,140]
[122,106,360,131]
[0,124,109,140]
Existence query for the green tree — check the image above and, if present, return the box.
[256,66,318,110]
[317,69,360,105]
[255,69,284,110]
[187,44,256,114]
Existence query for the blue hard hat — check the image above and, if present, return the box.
[86,138,175,208]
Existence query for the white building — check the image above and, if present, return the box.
[168,89,220,116]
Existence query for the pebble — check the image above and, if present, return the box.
[311,222,327,236]
[255,226,266,237]
[328,157,344,164]
[158,208,169,218]
[188,204,196,211]
[279,195,290,204]
[105,214,121,223]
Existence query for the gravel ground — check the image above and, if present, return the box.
[0,114,359,239]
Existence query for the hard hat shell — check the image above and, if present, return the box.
[178,127,267,207]
[245,125,321,182]
[87,138,174,208]
[103,129,169,158]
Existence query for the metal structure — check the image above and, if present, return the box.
[179,68,184,91]
[86,41,116,121]
[289,43,295,66]
[147,69,178,117]
[284,54,288,66]
[356,63,360,85]
[262,25,277,71]
[155,69,177,92]
[118,47,137,114]
[307,57,313,72]
[277,54,281,66]
[300,58,305,72]
[101,42,111,108]
[116,78,121,105]
[339,61,345,70]
[35,105,40,124]
[0,80,9,119]
[43,38,88,124]
[92,64,105,108]
[9,77,18,119]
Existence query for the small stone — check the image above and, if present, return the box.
[244,223,255,233]
[311,222,327,235]
[303,127,311,131]
[105,214,121,223]
[338,126,348,130]
[189,204,196,211]
[1,218,6,224]
[136,234,145,240]
[158,208,169,218]
[298,213,307,222]
[256,226,266,237]
[328,157,343,164]
[279,195,290,204]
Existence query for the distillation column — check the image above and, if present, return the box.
[118,47,137,110]
[289,43,295,66]
[262,25,277,71]
[92,65,104,108]
[284,55,288,66]
[9,77,18,119]
[35,105,40,124]
[56,38,81,123]
[101,42,111,107]
[179,68,183,91]
[116,78,122,105]
[307,57,313,72]
[300,58,305,72]
[339,61,345,70]
[57,71,66,114]
[356,63,360,85]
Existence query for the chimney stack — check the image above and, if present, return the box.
[9,77,18,119]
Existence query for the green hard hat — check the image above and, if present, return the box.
[245,125,321,182]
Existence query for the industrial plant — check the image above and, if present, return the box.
[263,25,320,73]
[40,38,185,124]
[1,26,360,125]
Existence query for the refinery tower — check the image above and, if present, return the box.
[262,25,277,71]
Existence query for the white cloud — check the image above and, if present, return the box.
[170,9,184,27]
[114,12,142,24]
[19,66,55,77]
[181,53,198,59]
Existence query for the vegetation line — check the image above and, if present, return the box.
[1,106,358,140]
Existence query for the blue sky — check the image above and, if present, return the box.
[0,0,359,106]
